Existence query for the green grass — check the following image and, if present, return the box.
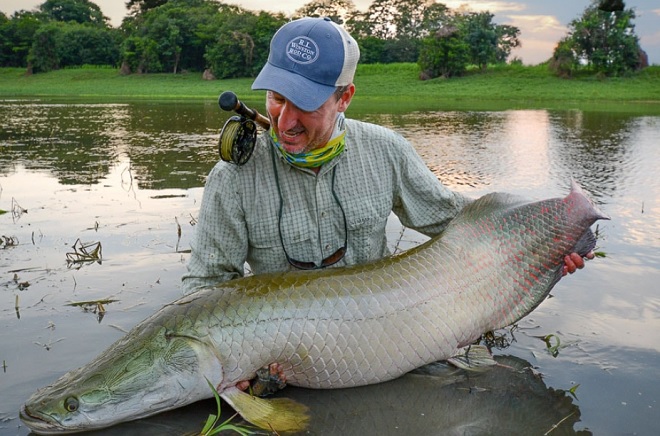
[1,63,660,112]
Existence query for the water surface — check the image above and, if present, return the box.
[1,100,658,435]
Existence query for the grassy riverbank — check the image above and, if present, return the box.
[1,63,660,111]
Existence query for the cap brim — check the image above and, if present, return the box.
[252,62,336,112]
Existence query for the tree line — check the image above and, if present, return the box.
[0,0,647,80]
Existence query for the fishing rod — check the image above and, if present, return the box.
[217,91,270,165]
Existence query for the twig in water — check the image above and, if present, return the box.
[544,411,576,435]
[11,197,27,222]
[66,239,102,268]
[175,217,182,252]
[392,226,407,255]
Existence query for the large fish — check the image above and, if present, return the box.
[20,182,608,434]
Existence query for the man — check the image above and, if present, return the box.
[182,17,589,295]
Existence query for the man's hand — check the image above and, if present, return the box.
[563,251,595,275]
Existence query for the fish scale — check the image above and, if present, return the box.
[21,181,608,434]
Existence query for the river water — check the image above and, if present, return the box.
[0,99,658,435]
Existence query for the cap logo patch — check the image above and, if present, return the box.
[286,36,319,65]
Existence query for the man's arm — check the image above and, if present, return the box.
[390,138,471,238]
[181,164,248,294]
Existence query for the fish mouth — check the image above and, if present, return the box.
[20,404,70,435]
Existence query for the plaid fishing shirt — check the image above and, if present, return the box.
[182,118,469,294]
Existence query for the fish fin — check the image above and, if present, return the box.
[447,345,497,371]
[220,386,309,432]
[455,192,529,224]
[574,228,598,257]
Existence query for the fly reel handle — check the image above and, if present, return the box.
[218,91,270,130]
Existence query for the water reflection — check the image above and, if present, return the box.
[0,101,224,188]
[1,100,659,436]
[548,110,641,200]
[56,355,588,436]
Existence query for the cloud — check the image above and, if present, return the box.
[503,15,568,65]
[641,31,660,48]
[441,1,526,13]
[506,14,566,34]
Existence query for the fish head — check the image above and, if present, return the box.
[20,319,220,434]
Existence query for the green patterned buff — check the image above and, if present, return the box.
[270,124,346,168]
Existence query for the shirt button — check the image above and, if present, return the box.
[325,244,331,250]
[321,211,327,218]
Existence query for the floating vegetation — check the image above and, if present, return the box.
[11,197,27,221]
[175,216,192,253]
[151,194,187,199]
[175,216,182,253]
[592,223,607,258]
[567,383,581,400]
[34,337,65,352]
[536,334,562,358]
[66,299,118,323]
[194,379,256,436]
[66,238,102,268]
[480,326,518,350]
[85,221,100,232]
[1,235,18,249]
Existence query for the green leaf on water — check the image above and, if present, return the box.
[543,334,561,358]
[568,383,580,400]
[200,378,255,436]
[200,414,217,434]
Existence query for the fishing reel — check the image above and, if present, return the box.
[217,91,270,166]
[219,115,257,166]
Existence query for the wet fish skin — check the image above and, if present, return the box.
[20,182,608,434]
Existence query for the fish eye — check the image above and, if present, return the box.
[64,396,79,413]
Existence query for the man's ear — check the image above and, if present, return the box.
[338,83,355,112]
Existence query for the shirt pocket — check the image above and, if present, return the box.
[246,211,315,273]
[343,192,392,263]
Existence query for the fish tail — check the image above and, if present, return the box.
[568,179,610,223]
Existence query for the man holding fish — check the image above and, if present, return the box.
[182,17,591,295]
[20,17,606,436]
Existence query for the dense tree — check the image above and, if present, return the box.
[294,0,357,25]
[598,0,624,12]
[121,0,219,74]
[0,11,43,67]
[58,23,120,66]
[204,10,286,78]
[0,0,532,79]
[120,36,161,73]
[418,24,470,78]
[460,12,520,70]
[27,21,119,72]
[418,8,519,79]
[39,0,108,26]
[347,0,448,64]
[27,23,62,72]
[551,0,643,76]
[349,0,435,40]
[126,0,169,15]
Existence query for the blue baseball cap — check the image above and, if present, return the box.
[252,17,360,112]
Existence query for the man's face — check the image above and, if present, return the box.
[266,86,354,155]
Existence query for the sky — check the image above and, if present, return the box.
[2,0,659,65]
